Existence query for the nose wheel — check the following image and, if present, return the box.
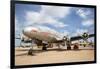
[28,41,34,56]
[28,48,34,56]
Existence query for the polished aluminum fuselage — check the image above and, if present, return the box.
[23,27,58,42]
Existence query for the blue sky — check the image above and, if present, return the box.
[15,4,95,46]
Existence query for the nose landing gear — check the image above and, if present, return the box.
[28,48,34,56]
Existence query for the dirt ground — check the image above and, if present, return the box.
[15,46,95,65]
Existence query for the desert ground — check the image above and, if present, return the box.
[15,45,95,65]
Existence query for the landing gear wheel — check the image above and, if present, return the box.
[42,43,47,51]
[28,49,33,56]
[67,46,71,50]
[73,45,79,50]
[42,46,47,51]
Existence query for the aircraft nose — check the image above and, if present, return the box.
[23,27,32,34]
[23,27,38,34]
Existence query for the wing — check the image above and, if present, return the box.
[70,34,94,41]
[16,37,21,39]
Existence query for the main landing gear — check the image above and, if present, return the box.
[66,43,79,50]
[42,43,47,51]
[73,43,79,50]
[67,46,71,50]
[66,43,71,50]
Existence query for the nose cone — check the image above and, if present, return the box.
[23,27,32,34]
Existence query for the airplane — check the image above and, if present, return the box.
[16,26,94,55]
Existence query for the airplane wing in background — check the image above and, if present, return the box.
[53,33,95,43]
[70,34,94,41]
[15,37,32,43]
[16,37,21,39]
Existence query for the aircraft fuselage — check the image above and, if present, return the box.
[23,27,57,43]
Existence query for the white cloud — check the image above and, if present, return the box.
[77,8,94,27]
[26,11,40,24]
[54,22,68,28]
[25,5,71,28]
[26,11,67,28]
[77,8,91,19]
[41,5,71,18]
[82,19,94,27]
